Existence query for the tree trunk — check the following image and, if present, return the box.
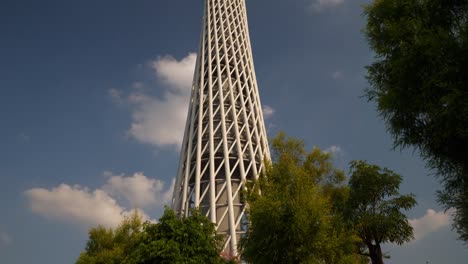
[368,243,384,264]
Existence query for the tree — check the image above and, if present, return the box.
[240,133,366,264]
[76,211,144,264]
[345,161,417,264]
[129,208,228,264]
[76,208,230,264]
[363,0,468,241]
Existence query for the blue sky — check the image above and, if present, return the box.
[0,0,467,263]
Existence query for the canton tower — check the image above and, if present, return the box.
[172,0,270,256]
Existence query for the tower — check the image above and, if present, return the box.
[171,0,270,256]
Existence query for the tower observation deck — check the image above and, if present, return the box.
[171,0,270,256]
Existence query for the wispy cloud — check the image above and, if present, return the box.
[409,208,455,241]
[132,82,144,89]
[24,172,173,228]
[310,0,345,12]
[112,53,196,149]
[332,70,344,80]
[109,88,123,100]
[17,133,30,143]
[324,145,344,156]
[263,105,275,119]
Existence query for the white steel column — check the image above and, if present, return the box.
[172,0,270,257]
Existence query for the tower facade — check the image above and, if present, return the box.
[172,0,270,256]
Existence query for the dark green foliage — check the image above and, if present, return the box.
[76,211,143,264]
[240,133,366,264]
[129,208,227,264]
[76,208,230,264]
[364,0,468,241]
[345,161,417,264]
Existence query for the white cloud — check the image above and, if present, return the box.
[162,179,176,205]
[310,0,345,11]
[104,172,171,208]
[151,54,197,93]
[129,92,190,148]
[25,184,127,228]
[108,88,124,105]
[409,208,455,241]
[325,145,344,156]
[24,173,172,228]
[262,105,275,119]
[109,88,122,100]
[0,232,10,248]
[123,53,197,148]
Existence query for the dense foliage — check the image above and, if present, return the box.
[76,211,144,264]
[364,0,468,241]
[240,134,416,264]
[76,208,230,264]
[240,133,366,264]
[345,161,417,264]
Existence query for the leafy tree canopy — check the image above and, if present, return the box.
[76,211,144,264]
[364,0,468,241]
[240,133,366,264]
[76,208,231,264]
[345,161,417,264]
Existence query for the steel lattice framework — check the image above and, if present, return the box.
[171,0,270,256]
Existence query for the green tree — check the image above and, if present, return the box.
[76,208,230,264]
[129,208,228,264]
[240,133,365,264]
[76,211,144,264]
[363,0,468,241]
[345,161,417,264]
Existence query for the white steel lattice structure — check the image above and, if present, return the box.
[171,0,270,256]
